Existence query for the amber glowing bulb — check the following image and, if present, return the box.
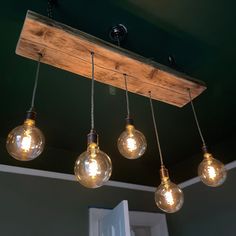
[6,111,45,161]
[155,166,184,213]
[188,89,227,187]
[6,54,45,161]
[118,118,147,159]
[74,52,112,188]
[74,130,112,188]
[149,91,184,213]
[198,147,226,187]
[117,74,147,159]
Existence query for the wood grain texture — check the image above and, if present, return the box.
[16,10,206,107]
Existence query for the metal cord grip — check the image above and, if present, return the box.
[202,144,208,154]
[87,129,98,145]
[160,165,169,182]
[125,117,134,126]
[26,110,37,120]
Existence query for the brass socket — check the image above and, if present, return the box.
[160,165,169,182]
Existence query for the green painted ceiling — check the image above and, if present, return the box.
[0,0,235,186]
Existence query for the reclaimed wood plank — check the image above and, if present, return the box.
[16,10,206,107]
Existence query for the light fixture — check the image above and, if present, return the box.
[6,54,45,161]
[117,74,147,159]
[110,26,147,159]
[149,91,184,213]
[110,25,147,159]
[74,52,112,188]
[188,89,227,187]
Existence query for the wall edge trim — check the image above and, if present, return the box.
[0,161,235,192]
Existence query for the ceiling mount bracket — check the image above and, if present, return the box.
[109,24,128,44]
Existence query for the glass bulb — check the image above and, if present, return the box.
[74,143,112,188]
[198,152,227,187]
[117,124,147,159]
[155,179,184,213]
[155,167,184,213]
[6,119,45,161]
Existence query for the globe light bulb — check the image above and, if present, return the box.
[6,118,45,161]
[117,123,147,159]
[155,166,184,213]
[74,132,112,188]
[198,151,227,187]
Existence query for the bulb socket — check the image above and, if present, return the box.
[87,129,98,145]
[202,145,212,159]
[125,117,134,126]
[26,110,37,120]
[202,144,208,154]
[160,165,169,182]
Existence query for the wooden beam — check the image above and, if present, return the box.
[16,10,206,107]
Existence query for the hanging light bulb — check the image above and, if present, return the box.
[198,145,226,187]
[74,52,112,188]
[149,91,184,213]
[117,74,147,159]
[117,118,147,159]
[188,89,227,187]
[6,112,44,161]
[155,166,184,213]
[6,54,45,161]
[74,130,112,188]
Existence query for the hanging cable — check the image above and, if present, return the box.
[29,54,42,112]
[116,35,121,47]
[91,52,95,130]
[124,74,131,118]
[149,91,164,166]
[188,89,206,147]
[47,0,53,19]
[47,0,57,19]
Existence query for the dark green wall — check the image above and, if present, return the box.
[2,168,235,236]
[167,167,236,236]
[0,171,159,236]
[0,138,235,236]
